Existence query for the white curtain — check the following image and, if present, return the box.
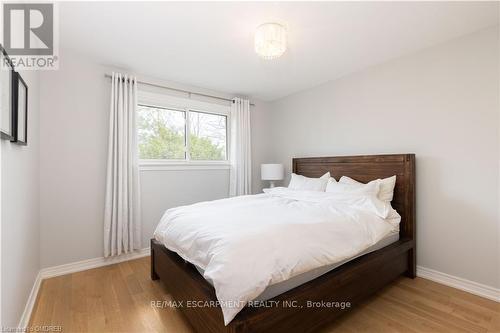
[229,97,252,196]
[104,72,141,257]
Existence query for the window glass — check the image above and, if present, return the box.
[188,111,227,161]
[137,105,186,159]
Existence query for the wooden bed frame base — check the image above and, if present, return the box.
[151,154,416,333]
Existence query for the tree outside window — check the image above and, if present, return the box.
[137,105,227,161]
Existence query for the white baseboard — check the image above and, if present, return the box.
[18,248,150,329]
[40,247,150,279]
[18,271,42,329]
[417,266,500,302]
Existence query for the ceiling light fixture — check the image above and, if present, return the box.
[254,23,287,60]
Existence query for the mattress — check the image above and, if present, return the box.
[195,231,399,301]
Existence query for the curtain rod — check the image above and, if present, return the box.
[104,74,255,106]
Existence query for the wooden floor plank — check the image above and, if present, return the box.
[53,275,73,331]
[29,257,500,333]
[85,268,106,333]
[30,277,58,325]
[384,283,488,333]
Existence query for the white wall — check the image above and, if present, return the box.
[38,48,270,268]
[1,70,40,327]
[257,27,499,288]
[39,50,108,268]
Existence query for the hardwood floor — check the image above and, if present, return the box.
[29,257,500,333]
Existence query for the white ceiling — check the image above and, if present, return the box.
[60,2,499,101]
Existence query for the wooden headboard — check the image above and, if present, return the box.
[293,154,415,241]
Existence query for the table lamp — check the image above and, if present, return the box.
[261,164,284,188]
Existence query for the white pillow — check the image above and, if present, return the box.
[288,172,330,191]
[340,175,396,202]
[327,177,338,185]
[326,178,381,196]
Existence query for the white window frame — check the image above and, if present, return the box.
[137,91,231,171]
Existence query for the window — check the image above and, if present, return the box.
[137,96,229,167]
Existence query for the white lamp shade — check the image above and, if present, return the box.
[261,164,284,181]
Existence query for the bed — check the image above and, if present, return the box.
[151,154,416,333]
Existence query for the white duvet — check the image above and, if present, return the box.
[154,187,400,325]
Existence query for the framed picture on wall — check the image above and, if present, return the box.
[12,72,28,145]
[0,45,14,140]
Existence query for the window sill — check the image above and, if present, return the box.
[139,161,230,171]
